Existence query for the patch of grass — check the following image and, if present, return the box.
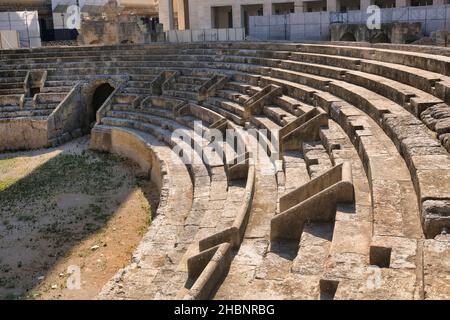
[0,179,16,192]
[0,149,154,299]
[17,213,37,223]
[0,153,127,207]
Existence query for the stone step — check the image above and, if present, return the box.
[281,150,309,195]
[0,82,24,90]
[0,70,27,78]
[40,86,72,94]
[273,95,313,116]
[123,87,153,95]
[203,102,245,126]
[172,82,201,92]
[206,97,245,117]
[163,89,199,101]
[178,76,209,85]
[127,81,153,89]
[35,93,67,104]
[225,81,261,96]
[104,110,224,168]
[129,74,157,82]
[91,124,194,300]
[0,109,53,118]
[0,88,24,95]
[216,89,250,104]
[0,76,24,84]
[263,105,296,127]
[302,141,333,179]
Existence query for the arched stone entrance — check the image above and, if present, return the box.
[81,77,124,130]
[92,83,115,119]
[340,32,356,42]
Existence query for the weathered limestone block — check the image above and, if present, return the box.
[0,118,49,151]
[330,22,423,44]
[439,133,450,152]
[422,200,450,239]
[423,237,450,300]
[431,30,449,47]
[436,118,450,135]
[420,103,450,131]
[335,268,419,300]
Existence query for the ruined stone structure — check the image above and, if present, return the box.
[0,41,449,299]
[78,1,164,45]
[330,22,424,44]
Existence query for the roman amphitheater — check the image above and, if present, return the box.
[0,41,449,300]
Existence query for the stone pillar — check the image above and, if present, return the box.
[159,0,175,31]
[233,4,242,28]
[327,0,341,12]
[395,0,410,7]
[294,0,305,13]
[264,3,273,16]
[176,0,186,30]
[360,0,375,11]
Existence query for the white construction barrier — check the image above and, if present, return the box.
[0,30,20,49]
[52,0,109,29]
[249,4,450,41]
[0,11,41,48]
[166,28,245,43]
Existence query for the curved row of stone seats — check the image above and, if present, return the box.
[2,42,450,79]
[93,91,255,299]
[106,49,446,191]
[184,150,255,300]
[150,50,436,298]
[173,51,449,239]
[40,80,76,94]
[1,42,449,299]
[95,101,216,299]
[280,80,426,297]
[197,43,450,132]
[7,42,450,109]
[211,46,442,131]
[96,120,213,299]
[211,80,420,298]
[161,70,217,102]
[319,95,426,299]
[90,124,195,299]
[209,49,449,145]
[179,75,307,299]
[0,47,193,62]
[146,42,445,105]
[152,75,275,299]
[213,110,352,299]
[314,120,375,299]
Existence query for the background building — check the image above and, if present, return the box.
[159,0,450,33]
[51,0,158,40]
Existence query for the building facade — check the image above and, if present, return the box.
[159,0,450,31]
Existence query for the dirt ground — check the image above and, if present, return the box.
[0,136,157,300]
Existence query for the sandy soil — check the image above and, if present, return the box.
[0,136,157,300]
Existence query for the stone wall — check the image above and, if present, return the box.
[78,0,163,45]
[0,118,49,151]
[330,22,423,43]
[47,83,83,146]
